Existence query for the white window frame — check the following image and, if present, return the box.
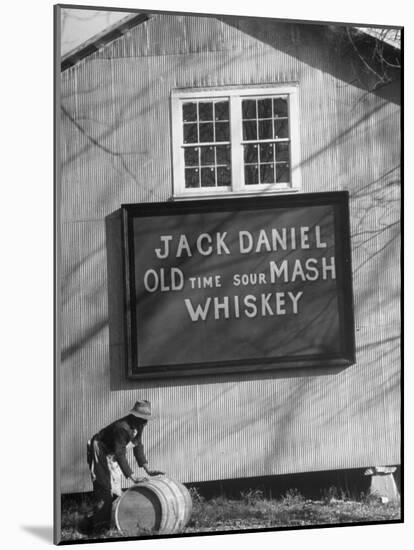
[171,84,301,199]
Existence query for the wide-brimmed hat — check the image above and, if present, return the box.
[129,400,153,420]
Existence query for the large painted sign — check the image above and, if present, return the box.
[122,192,355,378]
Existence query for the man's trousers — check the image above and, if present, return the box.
[86,437,123,531]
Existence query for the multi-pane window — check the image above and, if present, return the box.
[171,86,300,197]
[182,100,231,188]
[242,97,290,185]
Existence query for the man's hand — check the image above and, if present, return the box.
[143,464,165,477]
[129,474,148,484]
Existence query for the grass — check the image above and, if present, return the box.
[185,487,400,532]
[60,495,124,542]
[60,487,401,542]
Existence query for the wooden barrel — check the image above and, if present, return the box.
[113,476,192,536]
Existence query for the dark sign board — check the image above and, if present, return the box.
[122,192,355,379]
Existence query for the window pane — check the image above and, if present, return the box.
[273,119,289,139]
[259,143,273,162]
[199,102,213,121]
[245,165,259,185]
[200,146,215,165]
[184,147,199,166]
[183,102,197,122]
[243,120,257,141]
[185,168,200,188]
[215,121,230,142]
[276,163,290,183]
[260,164,275,183]
[276,142,290,162]
[258,98,272,118]
[244,144,258,164]
[201,167,216,187]
[183,123,198,144]
[274,97,288,117]
[217,166,231,186]
[242,99,257,119]
[215,101,229,121]
[259,120,272,140]
[216,145,230,165]
[199,123,214,142]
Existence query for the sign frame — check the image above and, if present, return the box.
[122,192,355,379]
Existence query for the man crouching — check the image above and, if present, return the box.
[79,399,164,535]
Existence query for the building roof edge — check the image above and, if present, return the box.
[61,12,150,72]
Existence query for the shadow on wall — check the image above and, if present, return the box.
[105,209,348,392]
[220,18,401,105]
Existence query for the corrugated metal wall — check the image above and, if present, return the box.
[59,15,400,493]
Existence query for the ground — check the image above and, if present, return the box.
[60,487,401,543]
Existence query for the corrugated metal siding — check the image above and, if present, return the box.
[59,15,400,493]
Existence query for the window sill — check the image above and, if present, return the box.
[172,186,300,201]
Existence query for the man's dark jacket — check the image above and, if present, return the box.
[92,415,147,478]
